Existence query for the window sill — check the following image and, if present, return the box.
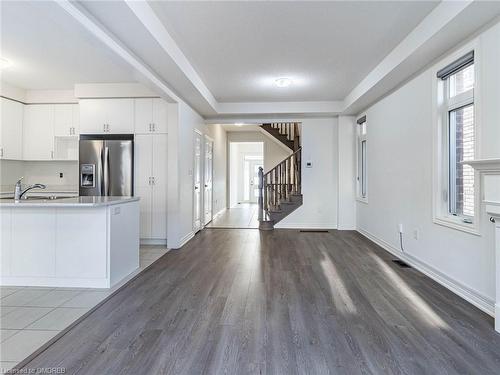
[433,216,481,236]
[356,197,368,204]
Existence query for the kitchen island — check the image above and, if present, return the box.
[0,196,140,288]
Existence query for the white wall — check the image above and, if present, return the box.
[208,124,227,216]
[226,131,290,173]
[355,21,500,312]
[167,102,226,249]
[0,160,78,194]
[276,117,339,229]
[337,116,357,230]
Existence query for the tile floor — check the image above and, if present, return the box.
[205,203,259,228]
[0,245,168,371]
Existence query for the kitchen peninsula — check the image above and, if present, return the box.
[0,196,139,288]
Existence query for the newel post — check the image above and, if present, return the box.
[258,167,264,222]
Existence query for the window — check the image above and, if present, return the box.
[435,50,478,232]
[356,116,367,201]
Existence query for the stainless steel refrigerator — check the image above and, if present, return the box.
[79,134,134,196]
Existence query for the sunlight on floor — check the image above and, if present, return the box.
[368,252,448,329]
[320,249,358,314]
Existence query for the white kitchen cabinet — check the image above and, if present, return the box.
[134,133,167,242]
[151,135,168,238]
[23,104,55,160]
[134,98,167,134]
[56,208,107,279]
[11,208,56,277]
[80,99,134,134]
[54,104,79,136]
[135,135,153,239]
[0,97,23,160]
[79,99,105,134]
[1,209,11,277]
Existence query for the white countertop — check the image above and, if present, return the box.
[0,196,140,207]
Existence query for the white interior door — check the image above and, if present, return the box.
[204,137,213,225]
[193,131,202,232]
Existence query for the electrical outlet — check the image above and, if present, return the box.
[398,224,404,233]
[59,172,64,178]
[413,229,419,240]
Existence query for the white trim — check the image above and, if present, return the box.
[357,227,494,317]
[56,0,183,105]
[344,1,472,111]
[171,231,195,250]
[432,39,481,236]
[464,158,500,171]
[125,0,218,112]
[355,117,368,201]
[140,239,167,246]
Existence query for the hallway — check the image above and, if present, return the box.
[205,203,259,229]
[20,229,500,374]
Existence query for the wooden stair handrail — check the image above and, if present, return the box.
[261,122,300,152]
[258,147,302,222]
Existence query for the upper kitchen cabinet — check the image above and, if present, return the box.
[23,104,55,161]
[0,97,23,160]
[54,104,79,136]
[80,99,134,134]
[134,98,168,134]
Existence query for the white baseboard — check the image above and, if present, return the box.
[169,231,195,249]
[357,227,495,317]
[140,239,167,246]
[274,222,337,230]
[496,304,500,332]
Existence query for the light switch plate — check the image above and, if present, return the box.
[306,161,312,168]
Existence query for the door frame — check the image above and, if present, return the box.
[203,135,214,226]
[193,129,203,233]
[243,158,264,204]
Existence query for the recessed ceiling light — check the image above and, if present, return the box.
[0,57,12,69]
[275,77,292,88]
[235,123,244,126]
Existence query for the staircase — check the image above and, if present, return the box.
[258,123,302,230]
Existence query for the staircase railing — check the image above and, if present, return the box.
[258,147,301,221]
[263,122,301,151]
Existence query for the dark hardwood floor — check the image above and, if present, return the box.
[22,229,500,374]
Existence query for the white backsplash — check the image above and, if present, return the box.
[0,160,78,193]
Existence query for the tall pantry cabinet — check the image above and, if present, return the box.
[134,99,168,243]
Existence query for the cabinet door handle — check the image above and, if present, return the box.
[152,176,155,185]
[51,151,54,159]
[0,147,3,158]
[148,177,152,185]
[153,123,155,132]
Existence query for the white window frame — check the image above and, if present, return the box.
[356,117,368,203]
[432,41,481,236]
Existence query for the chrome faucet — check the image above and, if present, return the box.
[14,177,47,201]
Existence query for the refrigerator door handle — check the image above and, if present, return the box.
[99,146,105,195]
[104,146,110,196]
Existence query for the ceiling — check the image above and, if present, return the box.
[0,1,137,90]
[148,1,439,103]
[1,1,499,118]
